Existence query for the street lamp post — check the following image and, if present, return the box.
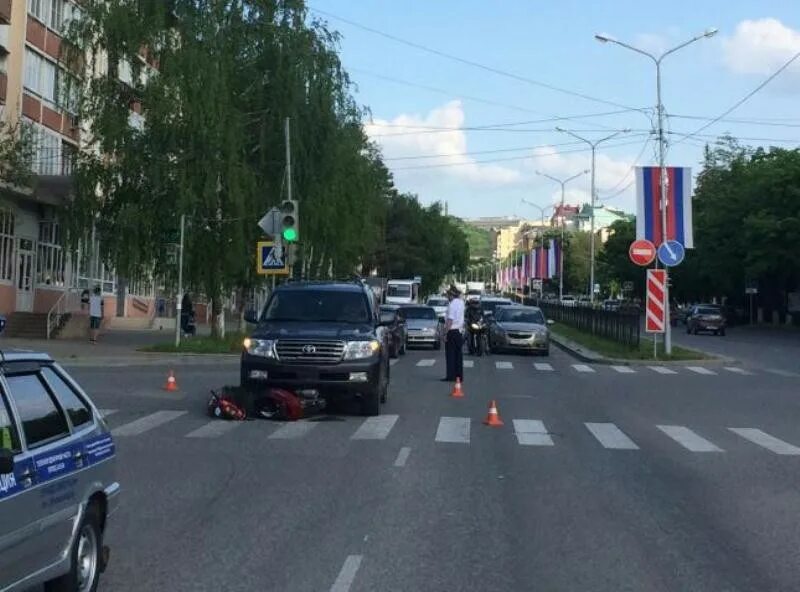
[595,28,717,354]
[556,127,629,304]
[535,170,589,300]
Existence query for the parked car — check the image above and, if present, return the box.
[488,305,552,355]
[603,299,621,312]
[425,296,448,320]
[402,305,444,349]
[0,352,120,592]
[686,304,727,336]
[242,280,392,415]
[379,304,407,358]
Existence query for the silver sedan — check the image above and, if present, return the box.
[488,305,552,355]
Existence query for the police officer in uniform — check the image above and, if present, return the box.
[441,285,464,382]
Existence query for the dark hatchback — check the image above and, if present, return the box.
[241,281,391,415]
[686,304,727,336]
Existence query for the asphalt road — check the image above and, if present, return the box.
[40,344,800,592]
[670,323,800,375]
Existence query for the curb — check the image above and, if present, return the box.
[58,354,240,368]
[549,331,734,366]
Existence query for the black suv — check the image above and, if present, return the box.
[241,281,391,415]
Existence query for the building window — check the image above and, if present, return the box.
[23,120,69,176]
[28,0,67,32]
[0,209,14,283]
[71,240,116,294]
[23,48,57,104]
[37,221,65,287]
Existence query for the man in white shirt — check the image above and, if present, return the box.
[442,285,465,382]
[88,285,104,343]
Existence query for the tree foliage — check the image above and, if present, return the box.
[0,121,35,188]
[378,193,468,296]
[64,0,470,329]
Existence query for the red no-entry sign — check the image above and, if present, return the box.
[646,269,666,333]
[629,239,656,266]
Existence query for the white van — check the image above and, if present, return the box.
[386,279,419,305]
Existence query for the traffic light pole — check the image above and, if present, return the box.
[284,117,296,279]
[174,213,185,348]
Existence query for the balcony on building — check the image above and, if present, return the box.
[0,0,11,25]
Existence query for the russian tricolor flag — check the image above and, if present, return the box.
[635,166,694,248]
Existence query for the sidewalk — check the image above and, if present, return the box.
[0,329,238,367]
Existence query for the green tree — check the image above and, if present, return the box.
[0,121,35,188]
[563,231,591,295]
[597,219,645,299]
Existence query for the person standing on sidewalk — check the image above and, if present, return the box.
[88,285,103,343]
[441,285,464,382]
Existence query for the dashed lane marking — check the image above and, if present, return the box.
[351,415,399,440]
[648,366,677,375]
[185,420,243,439]
[657,425,723,452]
[416,359,436,367]
[111,410,187,437]
[729,428,800,455]
[585,422,639,450]
[435,416,470,444]
[513,419,554,446]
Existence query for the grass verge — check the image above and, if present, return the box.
[139,332,245,354]
[550,322,711,361]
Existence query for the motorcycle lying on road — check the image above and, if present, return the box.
[467,320,490,356]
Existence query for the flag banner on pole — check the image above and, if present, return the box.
[529,250,535,279]
[521,253,527,283]
[547,240,559,279]
[635,166,694,248]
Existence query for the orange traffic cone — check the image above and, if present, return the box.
[164,370,178,392]
[483,400,503,427]
[450,377,465,398]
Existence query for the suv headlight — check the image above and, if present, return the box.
[343,340,380,360]
[243,338,277,358]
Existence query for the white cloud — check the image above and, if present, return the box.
[722,18,800,85]
[365,100,522,186]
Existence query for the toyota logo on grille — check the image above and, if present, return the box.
[302,344,316,354]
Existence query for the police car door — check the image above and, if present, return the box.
[2,365,81,580]
[0,378,40,589]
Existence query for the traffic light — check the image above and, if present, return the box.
[280,199,299,243]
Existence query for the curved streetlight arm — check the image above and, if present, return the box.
[597,30,717,65]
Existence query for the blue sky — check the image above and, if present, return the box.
[309,1,800,218]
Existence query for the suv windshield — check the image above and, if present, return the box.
[697,307,721,315]
[427,298,447,307]
[481,299,510,315]
[264,290,370,324]
[402,306,436,320]
[496,309,545,324]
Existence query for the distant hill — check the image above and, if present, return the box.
[455,219,493,259]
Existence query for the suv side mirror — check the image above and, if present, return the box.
[244,309,258,324]
[0,448,13,475]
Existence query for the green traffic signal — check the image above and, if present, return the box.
[282,227,298,242]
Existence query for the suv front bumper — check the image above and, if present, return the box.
[241,353,382,394]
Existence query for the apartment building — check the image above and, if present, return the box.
[0,0,157,334]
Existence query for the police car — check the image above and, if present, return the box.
[0,351,119,592]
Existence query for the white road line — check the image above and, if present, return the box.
[764,368,798,378]
[390,358,399,366]
[513,419,554,446]
[648,366,677,375]
[657,425,723,452]
[435,417,471,444]
[351,415,399,440]
[495,361,513,370]
[463,360,474,368]
[729,428,800,455]
[686,366,716,375]
[573,364,595,373]
[111,410,187,437]
[98,409,118,418]
[185,420,242,439]
[585,422,639,450]
[611,365,636,374]
[534,362,554,371]
[394,446,411,467]
[416,359,436,367]
[724,367,753,375]
[330,555,363,592]
[268,421,317,440]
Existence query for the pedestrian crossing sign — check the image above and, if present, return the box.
[256,241,289,275]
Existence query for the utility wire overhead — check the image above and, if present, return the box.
[382,140,587,161]
[672,50,800,146]
[310,6,648,114]
[390,138,650,170]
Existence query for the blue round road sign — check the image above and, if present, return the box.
[657,240,685,267]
